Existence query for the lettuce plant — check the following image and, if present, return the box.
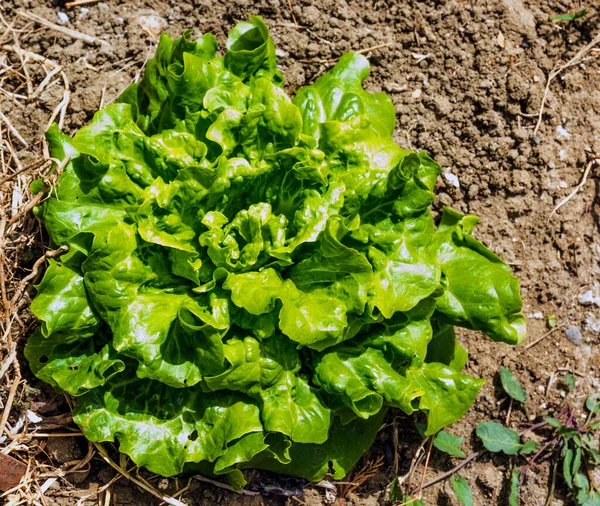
[26,17,525,488]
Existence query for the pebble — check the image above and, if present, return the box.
[556,125,571,139]
[444,172,460,188]
[579,289,600,308]
[57,12,69,24]
[584,314,600,334]
[26,411,42,423]
[565,325,583,346]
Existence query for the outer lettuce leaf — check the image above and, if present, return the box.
[245,408,388,481]
[430,208,526,345]
[25,330,124,396]
[73,372,266,478]
[28,15,525,486]
[31,260,100,337]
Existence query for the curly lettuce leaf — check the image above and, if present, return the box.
[31,260,100,337]
[28,15,525,486]
[430,208,526,345]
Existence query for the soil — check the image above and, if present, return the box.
[1,0,599,505]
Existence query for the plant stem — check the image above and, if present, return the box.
[417,451,481,492]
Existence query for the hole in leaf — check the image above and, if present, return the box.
[39,355,49,364]
[188,429,198,441]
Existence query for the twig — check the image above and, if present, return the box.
[6,190,44,229]
[76,474,122,506]
[65,0,102,7]
[557,367,588,379]
[0,111,28,147]
[340,455,384,498]
[525,321,568,349]
[287,0,298,25]
[45,71,70,130]
[9,246,68,310]
[192,475,260,496]
[397,498,422,506]
[393,422,399,475]
[29,432,84,437]
[0,343,16,382]
[0,371,21,438]
[544,457,559,506]
[0,212,9,337]
[519,439,557,486]
[1,45,60,69]
[405,433,430,490]
[94,443,187,506]
[416,437,434,498]
[355,42,391,55]
[521,407,569,435]
[506,398,513,425]
[534,32,600,136]
[31,65,63,100]
[6,155,70,229]
[418,451,481,491]
[548,159,598,221]
[0,159,49,186]
[17,10,108,47]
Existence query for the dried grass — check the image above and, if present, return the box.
[0,10,186,506]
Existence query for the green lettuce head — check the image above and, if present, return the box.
[27,16,525,488]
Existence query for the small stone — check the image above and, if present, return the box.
[579,290,595,305]
[565,325,583,346]
[556,125,571,139]
[412,89,422,99]
[444,172,460,188]
[579,290,600,308]
[528,311,544,319]
[497,31,505,48]
[584,315,600,334]
[134,13,167,39]
[27,411,42,423]
[57,12,69,24]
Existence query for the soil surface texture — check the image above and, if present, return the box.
[1,0,599,505]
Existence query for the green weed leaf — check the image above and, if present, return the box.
[509,470,520,506]
[500,367,527,403]
[451,475,474,506]
[433,431,466,458]
[476,421,522,454]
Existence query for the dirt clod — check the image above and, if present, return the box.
[45,437,80,464]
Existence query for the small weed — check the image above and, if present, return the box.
[552,9,589,23]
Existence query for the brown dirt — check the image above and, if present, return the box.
[1,0,599,505]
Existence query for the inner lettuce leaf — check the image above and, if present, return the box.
[28,16,525,488]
